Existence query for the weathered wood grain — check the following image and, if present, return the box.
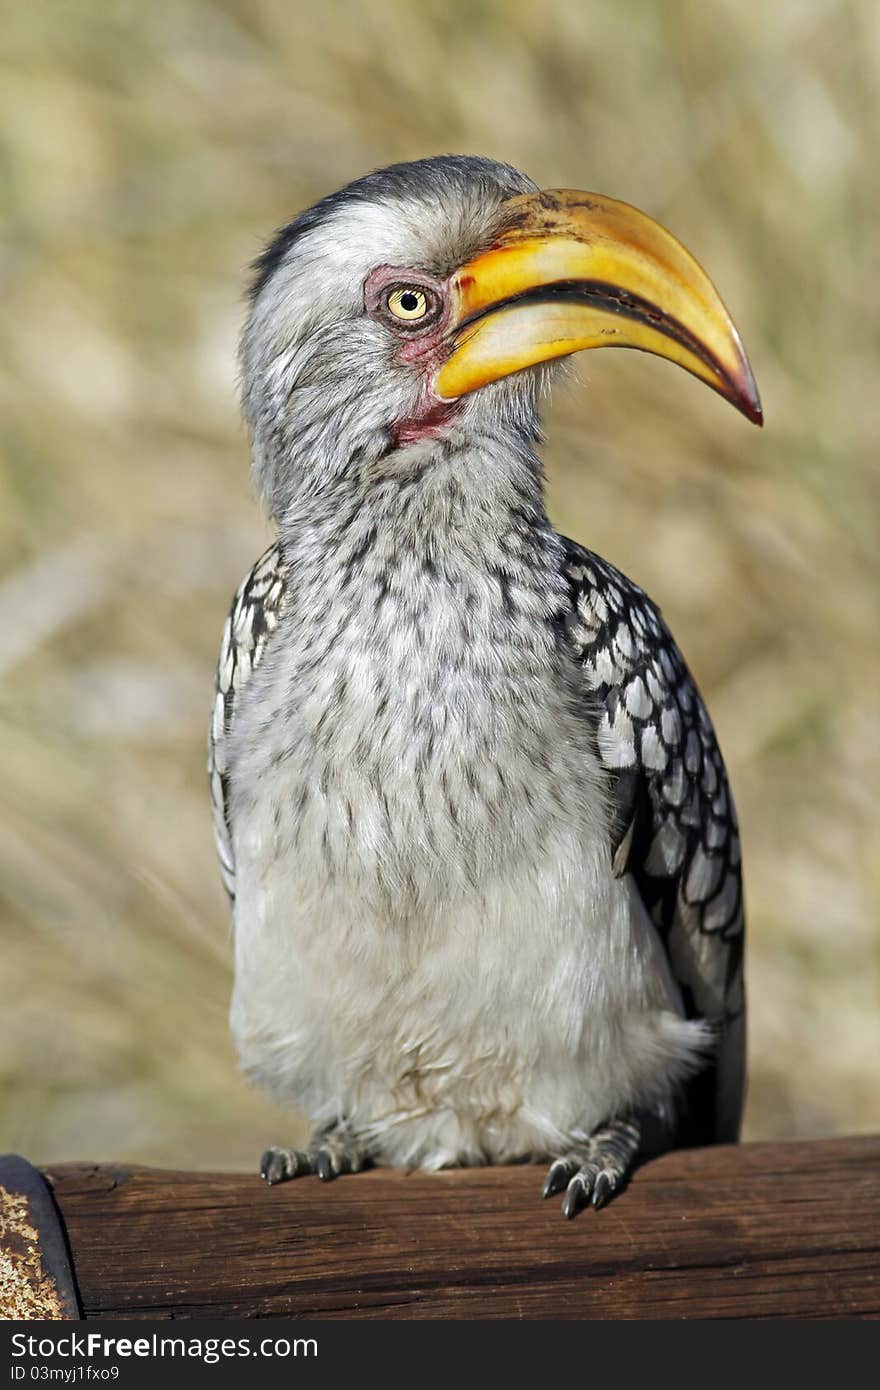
[43,1137,880,1319]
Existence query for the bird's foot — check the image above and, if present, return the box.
[541,1117,641,1219]
[260,1125,370,1186]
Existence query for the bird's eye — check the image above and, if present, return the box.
[387,287,430,321]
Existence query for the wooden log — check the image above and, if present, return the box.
[41,1136,880,1320]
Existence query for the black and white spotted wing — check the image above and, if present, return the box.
[561,537,746,1145]
[208,541,288,903]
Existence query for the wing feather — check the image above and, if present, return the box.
[561,537,746,1144]
[208,541,289,903]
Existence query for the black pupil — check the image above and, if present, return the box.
[400,291,420,312]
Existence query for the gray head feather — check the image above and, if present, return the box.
[239,156,542,520]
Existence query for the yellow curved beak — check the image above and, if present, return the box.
[435,189,762,426]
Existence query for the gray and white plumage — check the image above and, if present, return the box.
[208,156,750,1214]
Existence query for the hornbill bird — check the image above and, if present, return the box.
[209,156,761,1218]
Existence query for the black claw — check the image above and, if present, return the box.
[592,1172,614,1209]
[562,1178,587,1220]
[260,1149,283,1184]
[542,1163,569,1199]
[316,1150,336,1182]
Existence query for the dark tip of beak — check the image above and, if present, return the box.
[729,355,763,427]
[738,388,764,428]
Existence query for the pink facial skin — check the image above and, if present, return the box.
[363,265,464,445]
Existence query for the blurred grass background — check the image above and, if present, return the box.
[1,0,878,1168]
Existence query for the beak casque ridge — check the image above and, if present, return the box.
[436,188,762,427]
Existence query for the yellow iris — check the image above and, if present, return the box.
[387,287,428,320]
